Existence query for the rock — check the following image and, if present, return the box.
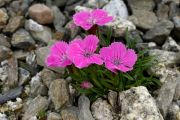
[143,20,174,45]
[0,67,8,82]
[40,69,59,88]
[65,20,80,39]
[25,19,52,44]
[0,86,23,104]
[0,8,8,29]
[156,3,169,20]
[162,37,180,52]
[78,95,94,120]
[91,98,113,120]
[166,102,180,120]
[26,51,37,67]
[177,112,180,120]
[54,27,70,40]
[0,113,8,120]
[101,17,136,37]
[148,49,180,67]
[30,73,48,97]
[6,97,23,111]
[174,80,180,100]
[28,4,54,24]
[157,74,179,117]
[128,9,158,30]
[119,86,163,120]
[169,2,180,19]
[18,67,30,86]
[103,0,128,19]
[14,50,29,60]
[108,91,118,107]
[0,45,12,61]
[3,16,24,33]
[74,5,92,12]
[172,16,180,40]
[46,0,67,7]
[60,107,79,120]
[66,1,85,13]
[47,112,61,120]
[2,57,18,88]
[35,46,64,74]
[11,29,35,50]
[22,95,49,120]
[127,0,155,12]
[0,34,10,48]
[85,0,108,8]
[49,79,70,110]
[51,6,66,31]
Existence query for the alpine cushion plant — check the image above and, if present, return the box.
[46,9,161,100]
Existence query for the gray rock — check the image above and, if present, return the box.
[173,16,180,40]
[162,37,180,52]
[74,5,92,12]
[148,49,180,67]
[49,79,70,110]
[177,112,180,120]
[85,0,109,8]
[3,16,24,33]
[30,73,48,97]
[78,95,95,120]
[25,19,52,44]
[40,69,59,88]
[136,42,157,50]
[128,9,158,30]
[47,112,61,120]
[26,51,37,67]
[166,102,180,120]
[11,29,35,50]
[0,86,23,104]
[157,74,180,117]
[0,113,8,120]
[91,98,113,120]
[119,86,163,120]
[0,45,12,61]
[35,46,64,74]
[18,67,30,86]
[103,0,128,19]
[65,20,80,39]
[101,17,136,37]
[108,90,118,107]
[0,8,8,30]
[60,106,79,120]
[156,3,169,20]
[14,50,29,60]
[174,80,180,100]
[0,34,10,48]
[127,0,155,12]
[46,0,67,7]
[143,20,174,45]
[22,95,49,120]
[52,6,66,31]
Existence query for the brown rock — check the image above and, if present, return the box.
[0,45,12,61]
[28,4,54,24]
[0,8,8,29]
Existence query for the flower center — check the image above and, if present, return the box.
[83,52,92,58]
[113,59,121,66]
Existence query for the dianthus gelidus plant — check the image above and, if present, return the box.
[45,9,161,100]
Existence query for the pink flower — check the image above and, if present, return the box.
[73,9,113,30]
[80,81,93,89]
[46,41,72,67]
[100,42,137,73]
[67,35,103,68]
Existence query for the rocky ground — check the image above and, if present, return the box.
[0,0,180,120]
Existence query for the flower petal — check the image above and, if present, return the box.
[121,49,137,68]
[46,55,61,67]
[82,35,99,53]
[117,64,133,72]
[88,54,103,65]
[99,46,111,61]
[92,9,113,25]
[105,61,118,73]
[73,11,93,30]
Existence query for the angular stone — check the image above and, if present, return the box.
[0,45,12,61]
[143,20,174,45]
[108,90,118,107]
[28,4,54,24]
[18,67,30,86]
[103,0,128,19]
[173,16,180,40]
[0,34,10,48]
[157,74,179,117]
[11,29,35,50]
[166,102,180,120]
[49,79,70,110]
[156,3,169,20]
[0,113,8,120]
[91,98,113,120]
[174,80,180,100]
[162,37,180,52]
[46,0,67,7]
[47,112,61,120]
[85,0,108,8]
[0,8,8,29]
[65,20,80,39]
[129,9,158,30]
[119,86,163,120]
[22,95,49,120]
[60,107,79,120]
[3,16,24,33]
[78,95,94,120]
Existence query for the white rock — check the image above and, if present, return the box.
[162,37,180,52]
[0,113,8,120]
[91,98,113,120]
[75,6,92,12]
[6,98,23,111]
[119,86,164,120]
[103,0,128,19]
